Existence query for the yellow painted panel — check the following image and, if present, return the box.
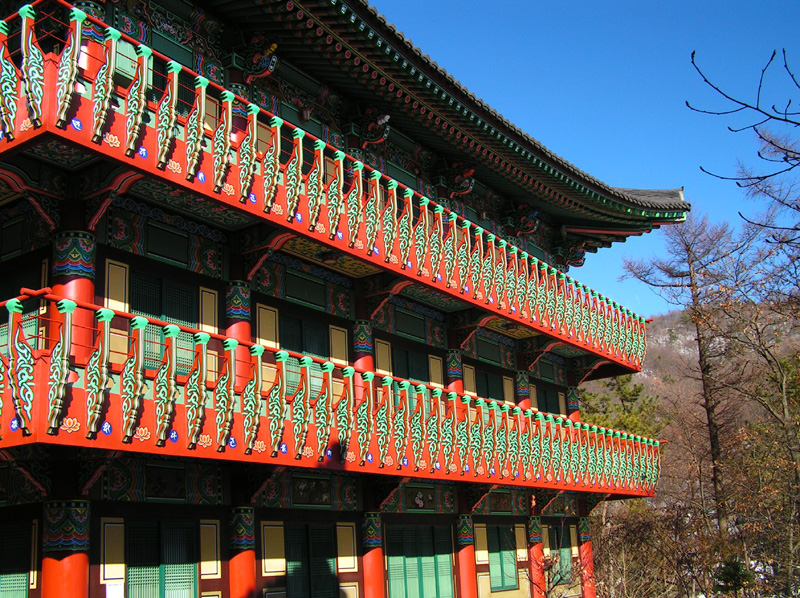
[261,522,286,576]
[340,583,359,598]
[336,523,358,572]
[105,260,129,312]
[257,304,279,349]
[330,326,348,365]
[375,339,391,374]
[558,392,567,416]
[503,376,515,404]
[199,520,220,579]
[110,331,128,366]
[101,518,125,584]
[29,520,38,589]
[541,525,550,558]
[515,524,527,562]
[570,525,579,558]
[429,355,443,387]
[475,523,488,564]
[199,288,218,334]
[463,364,476,395]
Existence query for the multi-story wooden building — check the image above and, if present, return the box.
[0,1,687,597]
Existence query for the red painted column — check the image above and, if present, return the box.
[229,507,257,598]
[446,351,464,394]
[527,516,547,598]
[225,281,252,383]
[455,515,478,598]
[41,501,90,598]
[361,512,386,598]
[51,231,96,362]
[578,518,597,598]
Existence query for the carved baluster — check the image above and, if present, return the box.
[494,238,507,310]
[442,391,457,474]
[267,350,288,457]
[364,170,381,256]
[91,28,121,143]
[381,180,398,262]
[457,396,472,475]
[85,308,114,437]
[0,20,20,139]
[242,345,265,455]
[430,205,444,282]
[579,423,590,486]
[393,380,410,469]
[564,277,575,339]
[410,384,426,471]
[336,366,356,462]
[0,336,5,434]
[313,361,334,460]
[124,44,152,157]
[604,429,615,488]
[479,399,496,477]
[290,356,311,458]
[346,161,364,248]
[561,419,573,485]
[508,407,521,477]
[121,316,148,443]
[444,212,458,288]
[610,302,621,358]
[356,371,374,465]
[214,338,238,452]
[544,266,557,331]
[496,403,509,478]
[549,416,562,483]
[538,262,550,328]
[481,234,496,305]
[398,188,414,269]
[46,299,76,434]
[599,298,610,354]
[517,251,529,320]
[425,388,442,473]
[19,5,44,127]
[413,197,431,276]
[6,299,34,436]
[212,90,233,192]
[538,413,551,482]
[154,324,179,446]
[325,150,345,235]
[588,425,599,487]
[306,139,326,231]
[237,103,260,201]
[55,8,87,128]
[506,245,518,315]
[527,257,540,324]
[185,76,209,179]
[263,116,284,211]
[155,61,182,168]
[470,227,483,299]
[554,272,566,336]
[654,440,663,488]
[376,375,393,467]
[186,332,209,449]
[530,411,542,481]
[285,128,305,221]
[457,220,472,293]
[519,409,532,480]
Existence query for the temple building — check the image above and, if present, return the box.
[0,1,688,597]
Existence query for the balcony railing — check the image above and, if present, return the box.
[0,2,647,371]
[0,290,661,497]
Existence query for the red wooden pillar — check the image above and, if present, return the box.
[527,516,547,598]
[446,351,464,394]
[361,512,386,598]
[229,507,257,598]
[41,501,90,598]
[225,281,252,383]
[455,515,478,598]
[51,231,96,362]
[578,517,596,598]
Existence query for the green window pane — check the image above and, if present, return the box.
[127,523,160,598]
[0,522,30,598]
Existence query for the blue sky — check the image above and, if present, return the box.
[368,0,800,317]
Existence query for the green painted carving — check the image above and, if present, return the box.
[470,227,483,299]
[538,414,551,481]
[55,8,86,128]
[121,317,147,442]
[588,426,598,485]
[364,171,381,255]
[425,388,442,473]
[398,188,414,269]
[154,324,180,446]
[356,371,374,465]
[0,21,19,140]
[124,44,152,157]
[481,401,495,476]
[91,28,120,142]
[285,128,305,221]
[495,404,508,477]
[469,399,482,476]
[314,361,334,460]
[456,396,470,474]
[457,221,471,293]
[262,116,284,211]
[19,5,45,127]
[442,392,456,474]
[185,76,209,178]
[85,308,114,438]
[238,104,260,201]
[393,381,410,469]
[325,150,345,236]
[186,332,209,449]
[517,252,528,318]
[555,273,566,336]
[268,351,288,457]
[381,180,398,262]
[579,424,590,486]
[410,386,424,470]
[306,139,326,230]
[564,279,575,338]
[7,299,34,435]
[46,300,75,434]
[506,246,517,314]
[494,239,507,309]
[243,345,265,455]
[444,212,457,288]
[156,61,182,168]
[519,411,532,478]
[509,407,521,475]
[429,206,444,281]
[346,161,364,248]
[481,234,495,304]
[336,367,356,462]
[214,339,238,452]
[290,356,312,458]
[376,376,392,467]
[413,197,430,276]
[212,90,233,192]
